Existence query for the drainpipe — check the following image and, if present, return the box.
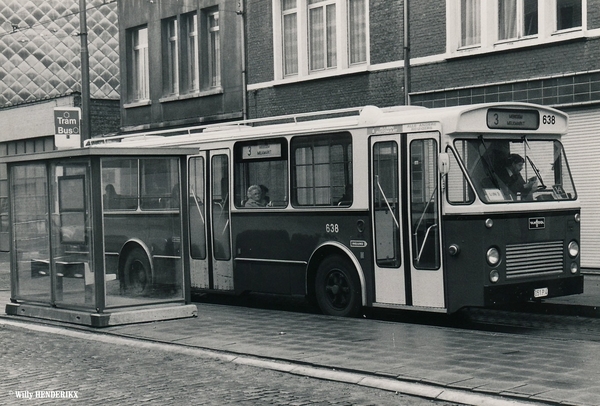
[237,0,247,120]
[403,0,410,106]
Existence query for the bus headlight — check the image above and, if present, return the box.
[568,241,579,258]
[489,270,500,283]
[574,213,580,223]
[486,247,500,266]
[570,262,579,274]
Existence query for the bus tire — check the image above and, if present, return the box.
[315,255,361,317]
[122,248,151,296]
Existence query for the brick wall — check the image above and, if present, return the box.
[90,99,121,136]
[410,0,446,59]
[369,0,403,64]
[588,0,600,30]
[246,0,275,85]
[248,69,405,118]
[411,38,600,94]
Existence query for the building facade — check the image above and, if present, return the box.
[0,0,121,251]
[117,0,245,131]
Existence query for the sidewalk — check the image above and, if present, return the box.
[1,275,600,406]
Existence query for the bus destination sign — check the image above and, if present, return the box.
[487,108,539,130]
[242,143,282,159]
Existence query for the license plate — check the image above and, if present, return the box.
[534,287,548,298]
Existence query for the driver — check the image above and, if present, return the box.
[498,154,537,200]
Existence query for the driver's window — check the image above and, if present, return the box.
[410,139,440,270]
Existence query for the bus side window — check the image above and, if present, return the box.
[234,138,288,209]
[101,158,139,211]
[291,133,352,207]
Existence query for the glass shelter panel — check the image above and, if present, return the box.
[453,138,577,204]
[50,162,94,306]
[12,163,50,301]
[12,161,95,307]
[102,157,184,307]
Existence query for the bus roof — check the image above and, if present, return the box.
[85,102,567,149]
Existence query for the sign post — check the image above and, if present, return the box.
[54,107,81,149]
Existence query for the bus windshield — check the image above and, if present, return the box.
[451,138,576,204]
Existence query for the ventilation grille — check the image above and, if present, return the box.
[505,241,564,279]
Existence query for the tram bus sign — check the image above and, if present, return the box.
[54,107,81,149]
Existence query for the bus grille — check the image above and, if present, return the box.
[505,241,564,279]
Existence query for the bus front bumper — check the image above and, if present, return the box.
[484,275,584,307]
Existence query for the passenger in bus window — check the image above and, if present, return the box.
[498,154,537,200]
[259,185,270,205]
[245,184,268,207]
[104,184,118,209]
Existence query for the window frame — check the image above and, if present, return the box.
[129,26,150,102]
[291,132,353,207]
[204,9,221,89]
[447,0,586,57]
[182,12,200,93]
[233,138,289,209]
[273,0,369,81]
[163,17,179,96]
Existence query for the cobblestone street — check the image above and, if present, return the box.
[0,321,461,405]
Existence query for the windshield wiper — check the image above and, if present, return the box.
[526,156,546,190]
[522,136,546,190]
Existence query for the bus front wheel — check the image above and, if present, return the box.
[315,256,361,317]
[122,248,151,296]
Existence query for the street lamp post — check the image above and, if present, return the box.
[79,0,91,145]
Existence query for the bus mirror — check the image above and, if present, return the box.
[439,153,450,175]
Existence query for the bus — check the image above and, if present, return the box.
[87,102,583,316]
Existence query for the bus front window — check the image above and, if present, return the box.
[452,138,576,203]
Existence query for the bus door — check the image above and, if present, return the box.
[407,132,444,308]
[208,150,233,291]
[371,135,406,305]
[188,153,209,289]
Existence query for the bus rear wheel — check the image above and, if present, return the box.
[315,255,361,317]
[122,248,151,296]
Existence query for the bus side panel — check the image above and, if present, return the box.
[443,210,583,313]
[442,216,487,312]
[231,211,372,297]
[104,213,182,284]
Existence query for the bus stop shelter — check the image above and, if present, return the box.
[2,146,198,327]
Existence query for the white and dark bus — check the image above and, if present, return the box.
[88,102,583,316]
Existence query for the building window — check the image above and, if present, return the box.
[309,0,337,71]
[460,0,480,47]
[282,0,299,75]
[164,18,179,95]
[275,0,368,79]
[131,26,149,101]
[449,0,586,56]
[498,0,538,40]
[348,0,367,64]
[183,12,200,92]
[556,0,582,31]
[206,10,221,88]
